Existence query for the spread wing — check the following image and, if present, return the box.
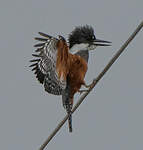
[30,32,66,95]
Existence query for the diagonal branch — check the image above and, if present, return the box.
[39,21,143,150]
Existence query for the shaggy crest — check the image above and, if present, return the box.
[68,25,96,48]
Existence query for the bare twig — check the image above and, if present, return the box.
[39,21,143,150]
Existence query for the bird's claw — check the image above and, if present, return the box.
[92,78,97,84]
[78,89,89,95]
[84,78,97,88]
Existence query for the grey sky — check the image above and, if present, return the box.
[0,0,143,149]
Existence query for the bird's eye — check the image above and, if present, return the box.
[92,35,95,40]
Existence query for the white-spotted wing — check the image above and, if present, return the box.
[30,32,66,95]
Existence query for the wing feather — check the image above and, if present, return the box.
[30,33,66,95]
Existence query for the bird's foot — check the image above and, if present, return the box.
[84,79,96,88]
[79,79,97,94]
[78,89,89,95]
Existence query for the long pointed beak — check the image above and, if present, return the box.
[93,39,111,46]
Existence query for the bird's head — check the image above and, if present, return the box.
[68,25,111,53]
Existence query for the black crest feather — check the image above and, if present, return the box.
[68,25,95,48]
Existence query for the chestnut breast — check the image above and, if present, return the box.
[68,54,88,93]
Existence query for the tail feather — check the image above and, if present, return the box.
[67,106,72,132]
[62,80,73,132]
[62,93,73,132]
[68,113,72,132]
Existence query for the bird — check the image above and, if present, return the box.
[30,25,111,132]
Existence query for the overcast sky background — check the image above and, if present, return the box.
[0,0,143,150]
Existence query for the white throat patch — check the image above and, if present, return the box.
[70,43,97,54]
[70,43,89,54]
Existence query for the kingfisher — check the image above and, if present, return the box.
[30,25,111,132]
